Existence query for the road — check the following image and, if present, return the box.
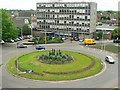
[1,40,118,88]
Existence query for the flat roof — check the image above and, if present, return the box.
[96,24,118,31]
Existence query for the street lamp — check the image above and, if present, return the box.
[30,25,33,38]
[101,31,106,51]
[101,31,104,50]
[16,43,19,74]
[28,24,33,38]
[21,28,23,40]
[45,29,47,44]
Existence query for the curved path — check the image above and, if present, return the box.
[1,41,118,88]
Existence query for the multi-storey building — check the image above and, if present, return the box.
[36,2,97,38]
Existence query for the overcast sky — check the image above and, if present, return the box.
[0,0,119,11]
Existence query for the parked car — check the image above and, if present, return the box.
[105,56,115,64]
[19,37,23,40]
[28,39,34,42]
[113,39,120,43]
[0,40,5,44]
[62,37,66,40]
[36,45,45,50]
[17,44,27,48]
[74,37,79,41]
[5,39,14,43]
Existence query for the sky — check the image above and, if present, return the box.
[0,0,119,11]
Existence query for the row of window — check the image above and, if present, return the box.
[37,9,90,13]
[39,25,89,30]
[37,18,90,22]
[38,22,90,27]
[37,3,90,8]
[39,26,90,32]
[37,15,90,20]
[37,19,90,23]
[37,19,90,24]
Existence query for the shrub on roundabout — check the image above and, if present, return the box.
[38,49,73,64]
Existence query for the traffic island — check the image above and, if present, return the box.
[6,50,104,81]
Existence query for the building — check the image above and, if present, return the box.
[36,2,97,39]
[94,24,117,39]
[10,10,33,28]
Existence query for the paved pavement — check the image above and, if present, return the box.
[1,40,118,88]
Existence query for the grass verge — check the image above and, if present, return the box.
[89,45,119,54]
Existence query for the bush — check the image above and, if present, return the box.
[38,49,73,64]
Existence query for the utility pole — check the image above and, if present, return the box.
[45,30,47,44]
[16,43,19,75]
[21,28,23,40]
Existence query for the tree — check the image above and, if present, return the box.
[33,36,38,44]
[97,31,103,39]
[22,25,31,35]
[1,9,19,40]
[111,28,120,39]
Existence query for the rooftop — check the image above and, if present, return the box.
[96,24,118,30]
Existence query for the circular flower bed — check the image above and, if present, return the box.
[38,49,73,64]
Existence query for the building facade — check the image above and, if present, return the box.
[36,2,97,38]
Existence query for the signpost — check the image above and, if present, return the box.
[29,70,33,75]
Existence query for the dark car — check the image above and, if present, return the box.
[113,39,120,43]
[17,44,27,48]
[36,45,45,50]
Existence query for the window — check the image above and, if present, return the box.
[52,4,54,7]
[85,16,87,20]
[57,20,59,23]
[82,23,84,25]
[72,21,74,24]
[72,15,74,19]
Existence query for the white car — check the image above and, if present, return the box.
[105,56,115,64]
[17,44,27,48]
[0,40,5,44]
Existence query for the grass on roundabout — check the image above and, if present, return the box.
[6,50,104,81]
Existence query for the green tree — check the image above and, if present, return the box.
[111,28,120,39]
[33,36,38,44]
[97,31,103,39]
[22,25,31,35]
[1,9,18,40]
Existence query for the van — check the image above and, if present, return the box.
[84,39,96,45]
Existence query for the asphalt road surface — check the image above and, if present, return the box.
[1,41,118,88]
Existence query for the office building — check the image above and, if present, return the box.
[36,2,97,38]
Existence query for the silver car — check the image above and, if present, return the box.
[105,56,115,64]
[17,44,27,48]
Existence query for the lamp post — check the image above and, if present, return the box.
[21,28,23,40]
[16,43,19,74]
[101,31,105,50]
[30,25,33,38]
[101,31,104,50]
[28,24,33,38]
[45,29,47,44]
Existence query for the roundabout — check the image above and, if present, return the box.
[6,50,103,81]
[2,41,118,88]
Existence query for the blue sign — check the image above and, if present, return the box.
[29,70,33,75]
